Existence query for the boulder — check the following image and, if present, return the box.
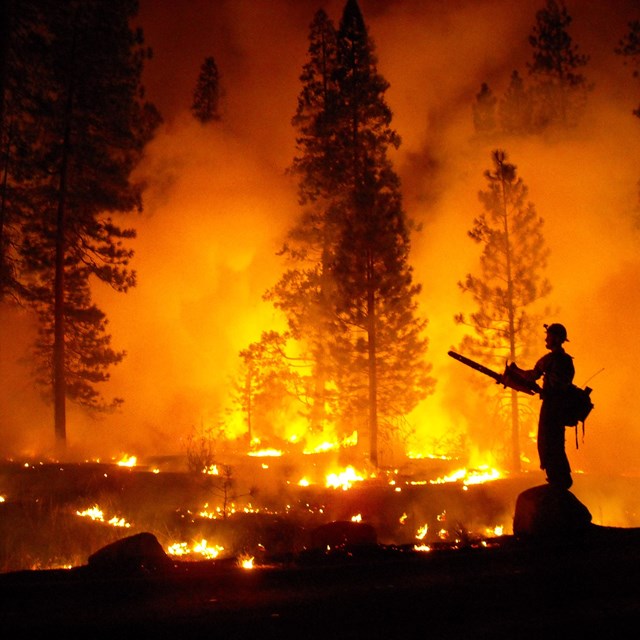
[513,484,592,538]
[88,532,173,573]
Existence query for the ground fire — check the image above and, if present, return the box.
[2,448,640,574]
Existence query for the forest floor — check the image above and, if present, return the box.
[2,527,640,638]
[1,458,640,637]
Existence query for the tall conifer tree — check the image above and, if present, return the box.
[0,0,46,302]
[16,0,160,447]
[499,71,534,135]
[264,9,342,435]
[259,1,433,466]
[616,20,640,118]
[330,0,432,466]
[191,56,222,123]
[472,83,498,135]
[527,0,591,129]
[455,150,551,472]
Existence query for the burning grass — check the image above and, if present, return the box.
[3,453,637,574]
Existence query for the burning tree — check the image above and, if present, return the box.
[235,331,304,445]
[263,8,342,437]
[251,0,433,467]
[455,150,551,473]
[2,0,160,448]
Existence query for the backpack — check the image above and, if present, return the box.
[563,385,594,448]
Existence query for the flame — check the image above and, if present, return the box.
[303,441,338,454]
[325,466,365,490]
[76,505,104,521]
[76,504,131,528]
[302,431,358,454]
[416,523,429,540]
[115,455,137,467]
[430,465,501,486]
[202,464,219,475]
[407,452,452,461]
[238,554,254,569]
[248,448,282,457]
[167,539,224,559]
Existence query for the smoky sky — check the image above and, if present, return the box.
[2,0,640,490]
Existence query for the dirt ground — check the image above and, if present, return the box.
[1,527,640,639]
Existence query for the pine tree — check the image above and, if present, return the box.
[264,9,342,435]
[472,82,498,135]
[191,56,222,123]
[499,70,534,135]
[0,0,46,302]
[257,1,433,466]
[235,331,302,446]
[17,0,161,448]
[615,20,640,118]
[615,20,640,226]
[455,150,551,472]
[527,0,591,130]
[330,0,432,466]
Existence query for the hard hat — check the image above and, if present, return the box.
[544,323,569,342]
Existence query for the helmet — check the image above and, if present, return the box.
[544,323,569,342]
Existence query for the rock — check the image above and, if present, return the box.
[88,532,173,573]
[513,484,592,538]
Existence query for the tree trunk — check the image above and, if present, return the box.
[510,388,521,473]
[53,66,76,449]
[367,255,377,467]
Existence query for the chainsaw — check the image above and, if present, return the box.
[447,350,542,395]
